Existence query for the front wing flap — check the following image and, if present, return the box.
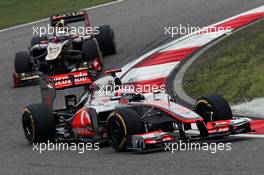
[13,71,42,88]
[127,118,252,151]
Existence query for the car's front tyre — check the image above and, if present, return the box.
[106,108,145,152]
[22,103,55,144]
[195,94,233,122]
[82,39,102,62]
[14,51,32,73]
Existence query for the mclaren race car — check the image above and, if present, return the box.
[13,11,116,87]
[21,70,252,152]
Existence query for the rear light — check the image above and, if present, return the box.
[144,138,160,144]
[162,135,174,142]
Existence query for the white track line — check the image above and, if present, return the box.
[232,134,264,138]
[0,0,124,33]
[161,31,226,52]
[83,0,123,10]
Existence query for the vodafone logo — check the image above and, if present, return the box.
[71,108,94,135]
[80,110,91,127]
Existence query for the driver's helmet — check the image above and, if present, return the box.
[55,19,68,36]
[56,19,66,28]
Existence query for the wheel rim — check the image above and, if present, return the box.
[196,103,215,122]
[109,118,124,144]
[22,112,34,142]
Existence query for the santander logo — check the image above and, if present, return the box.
[48,70,91,89]
[53,72,88,85]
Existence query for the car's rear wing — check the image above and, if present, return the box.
[50,11,90,27]
[40,68,122,108]
[40,70,92,108]
[47,70,93,90]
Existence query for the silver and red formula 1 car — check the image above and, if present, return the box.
[21,69,252,152]
[13,11,116,87]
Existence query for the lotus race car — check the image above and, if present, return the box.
[21,70,252,152]
[13,11,116,87]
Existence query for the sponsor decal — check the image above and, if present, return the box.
[52,11,85,19]
[71,108,94,137]
[80,110,91,127]
[48,70,92,89]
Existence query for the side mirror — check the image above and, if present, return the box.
[105,68,122,88]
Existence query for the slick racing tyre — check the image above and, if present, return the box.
[22,103,55,144]
[14,51,32,73]
[82,39,102,62]
[95,25,116,55]
[195,95,233,122]
[106,108,145,152]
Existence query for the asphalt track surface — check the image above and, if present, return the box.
[0,0,264,174]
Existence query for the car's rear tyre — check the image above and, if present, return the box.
[195,95,233,122]
[95,25,116,55]
[82,39,102,62]
[72,38,83,50]
[106,108,145,152]
[14,52,31,73]
[22,103,55,144]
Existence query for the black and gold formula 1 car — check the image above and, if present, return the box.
[13,11,116,87]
